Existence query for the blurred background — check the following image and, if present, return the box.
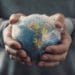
[0,0,75,75]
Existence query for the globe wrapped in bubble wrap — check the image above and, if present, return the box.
[11,14,61,61]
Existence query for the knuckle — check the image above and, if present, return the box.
[9,14,16,19]
[18,50,27,58]
[8,42,14,47]
[8,41,17,48]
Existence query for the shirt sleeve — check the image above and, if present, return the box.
[64,18,74,35]
[65,18,75,52]
[70,18,75,42]
[70,18,75,32]
[0,19,8,48]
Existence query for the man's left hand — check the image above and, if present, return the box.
[38,13,72,67]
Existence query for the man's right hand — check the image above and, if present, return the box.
[3,13,32,65]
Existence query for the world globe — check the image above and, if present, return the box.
[11,14,61,62]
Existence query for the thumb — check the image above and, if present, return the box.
[45,31,72,54]
[3,25,21,49]
[9,13,25,24]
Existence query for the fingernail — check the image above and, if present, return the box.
[41,55,48,60]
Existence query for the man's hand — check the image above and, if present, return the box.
[2,13,72,67]
[38,13,72,67]
[3,13,32,65]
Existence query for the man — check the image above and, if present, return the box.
[3,13,72,67]
[0,0,75,75]
[0,13,74,75]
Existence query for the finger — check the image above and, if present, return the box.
[38,61,59,67]
[9,13,25,24]
[9,55,16,59]
[25,56,31,63]
[22,56,32,65]
[45,32,72,54]
[6,40,21,49]
[49,13,65,23]
[54,13,65,24]
[45,45,66,54]
[5,45,18,56]
[5,46,27,61]
[18,50,27,59]
[3,25,21,49]
[55,21,65,32]
[49,13,65,33]
[9,55,18,60]
[41,52,67,62]
[9,53,28,64]
[3,25,12,38]
[17,50,32,65]
[9,55,22,63]
[61,31,72,47]
[9,52,27,63]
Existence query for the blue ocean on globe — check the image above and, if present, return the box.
[11,14,61,61]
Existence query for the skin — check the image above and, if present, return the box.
[3,13,32,65]
[3,13,72,67]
